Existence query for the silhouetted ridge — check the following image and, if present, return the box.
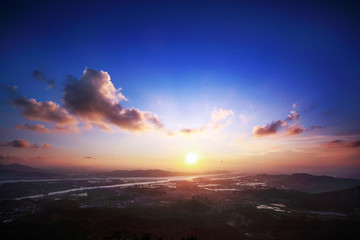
[249,173,360,193]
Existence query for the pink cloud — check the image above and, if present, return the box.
[14,123,51,134]
[12,97,78,125]
[211,108,234,129]
[1,139,51,149]
[1,139,32,148]
[326,140,360,148]
[42,143,52,149]
[252,110,311,137]
[253,120,286,137]
[286,124,305,135]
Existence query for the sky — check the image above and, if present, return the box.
[0,0,359,176]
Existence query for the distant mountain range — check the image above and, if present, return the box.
[0,163,227,179]
[106,169,227,178]
[1,163,359,195]
[0,163,62,179]
[243,173,360,193]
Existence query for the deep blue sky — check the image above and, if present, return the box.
[0,0,359,172]
[1,0,360,128]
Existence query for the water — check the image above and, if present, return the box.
[13,175,207,200]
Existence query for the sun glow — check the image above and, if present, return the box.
[185,153,199,165]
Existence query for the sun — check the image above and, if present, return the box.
[185,152,199,165]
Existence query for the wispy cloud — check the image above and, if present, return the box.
[325,139,360,148]
[2,84,19,97]
[180,127,206,135]
[175,107,234,136]
[310,125,326,130]
[0,139,50,148]
[42,143,52,149]
[211,108,234,129]
[322,109,337,116]
[14,123,51,134]
[286,123,306,136]
[31,70,55,89]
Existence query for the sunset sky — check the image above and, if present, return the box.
[1,1,359,176]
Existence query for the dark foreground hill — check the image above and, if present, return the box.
[1,198,359,240]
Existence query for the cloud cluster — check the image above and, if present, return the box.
[180,127,206,135]
[0,139,52,149]
[32,70,55,89]
[286,123,305,135]
[6,68,237,136]
[177,107,234,135]
[14,123,51,134]
[211,108,234,129]
[286,110,300,121]
[63,68,163,131]
[1,139,31,148]
[42,143,52,149]
[6,68,165,134]
[326,140,360,148]
[253,110,306,137]
[12,97,78,126]
[253,120,286,137]
[310,125,326,130]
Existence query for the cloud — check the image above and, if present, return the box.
[31,70,55,89]
[301,103,316,113]
[1,139,32,148]
[14,123,51,134]
[180,127,205,135]
[211,108,234,129]
[1,139,51,149]
[239,114,247,123]
[63,68,163,131]
[286,110,300,121]
[345,141,360,148]
[83,156,96,159]
[286,124,305,135]
[325,139,360,148]
[42,143,52,149]
[252,110,308,137]
[12,97,78,126]
[175,107,234,136]
[2,84,19,97]
[310,125,326,130]
[323,109,337,116]
[52,125,80,133]
[253,120,286,137]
